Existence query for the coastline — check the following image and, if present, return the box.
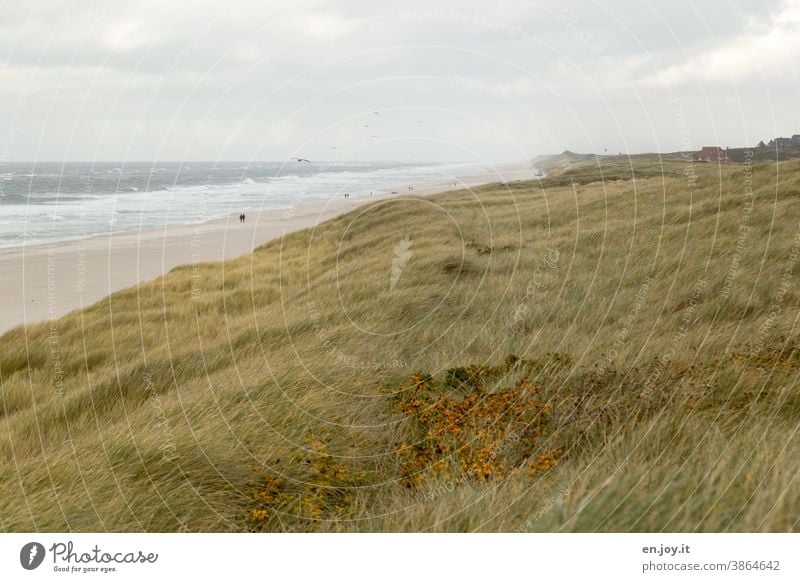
[0,161,532,335]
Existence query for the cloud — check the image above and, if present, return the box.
[102,20,158,52]
[294,12,361,40]
[0,0,795,160]
[649,0,800,85]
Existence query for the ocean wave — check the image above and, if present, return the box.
[0,161,491,248]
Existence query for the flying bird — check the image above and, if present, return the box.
[373,111,380,116]
[416,120,425,124]
[291,157,311,163]
[363,124,369,128]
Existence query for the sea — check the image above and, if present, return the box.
[0,160,486,249]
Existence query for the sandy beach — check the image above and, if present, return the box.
[0,162,532,335]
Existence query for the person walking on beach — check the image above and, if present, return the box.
[242,213,246,223]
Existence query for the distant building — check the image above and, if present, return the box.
[757,140,767,148]
[697,146,730,162]
[770,137,795,148]
[763,134,800,148]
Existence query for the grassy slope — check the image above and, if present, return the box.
[1,156,799,532]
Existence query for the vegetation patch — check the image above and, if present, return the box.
[247,434,372,531]
[395,362,564,489]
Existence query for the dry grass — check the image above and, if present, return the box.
[1,155,799,532]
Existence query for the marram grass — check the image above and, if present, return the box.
[1,156,799,532]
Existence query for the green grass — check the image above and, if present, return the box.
[1,155,799,532]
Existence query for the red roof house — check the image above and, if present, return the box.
[697,146,729,162]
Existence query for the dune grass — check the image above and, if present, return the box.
[1,155,799,532]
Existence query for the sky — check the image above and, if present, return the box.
[0,0,797,162]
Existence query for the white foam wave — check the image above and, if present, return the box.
[0,162,491,248]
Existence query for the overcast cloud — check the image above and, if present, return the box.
[0,0,796,162]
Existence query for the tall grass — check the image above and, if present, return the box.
[1,156,799,531]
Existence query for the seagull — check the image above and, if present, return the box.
[373,111,380,116]
[291,157,312,163]
[362,124,369,128]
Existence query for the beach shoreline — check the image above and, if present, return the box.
[0,161,532,335]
